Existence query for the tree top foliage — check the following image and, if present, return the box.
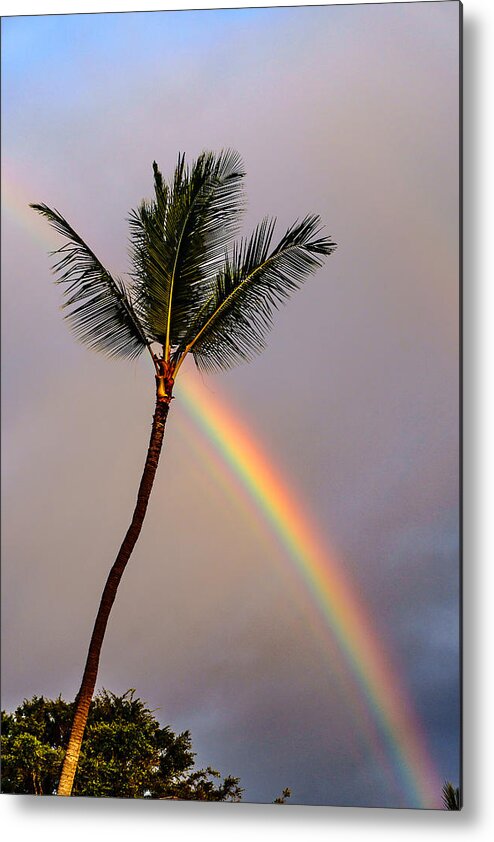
[1,690,242,800]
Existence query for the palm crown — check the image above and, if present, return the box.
[31,149,335,383]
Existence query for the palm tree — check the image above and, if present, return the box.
[31,149,335,796]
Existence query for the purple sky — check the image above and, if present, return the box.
[1,2,460,807]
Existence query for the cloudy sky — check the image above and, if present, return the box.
[1,1,460,809]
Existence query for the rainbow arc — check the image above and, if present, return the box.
[177,372,442,808]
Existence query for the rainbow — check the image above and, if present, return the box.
[3,173,442,808]
[176,372,442,808]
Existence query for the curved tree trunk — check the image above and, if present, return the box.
[57,395,171,796]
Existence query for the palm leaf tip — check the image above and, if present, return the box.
[152,160,162,185]
[30,202,149,360]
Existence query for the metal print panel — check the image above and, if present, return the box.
[1,0,461,809]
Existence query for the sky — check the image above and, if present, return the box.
[1,1,460,809]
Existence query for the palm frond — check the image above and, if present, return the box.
[31,203,149,360]
[175,214,336,372]
[129,150,246,351]
[128,163,170,344]
[441,781,461,810]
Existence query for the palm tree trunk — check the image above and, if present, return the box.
[57,395,170,796]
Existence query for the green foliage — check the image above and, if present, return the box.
[1,690,242,800]
[441,780,461,810]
